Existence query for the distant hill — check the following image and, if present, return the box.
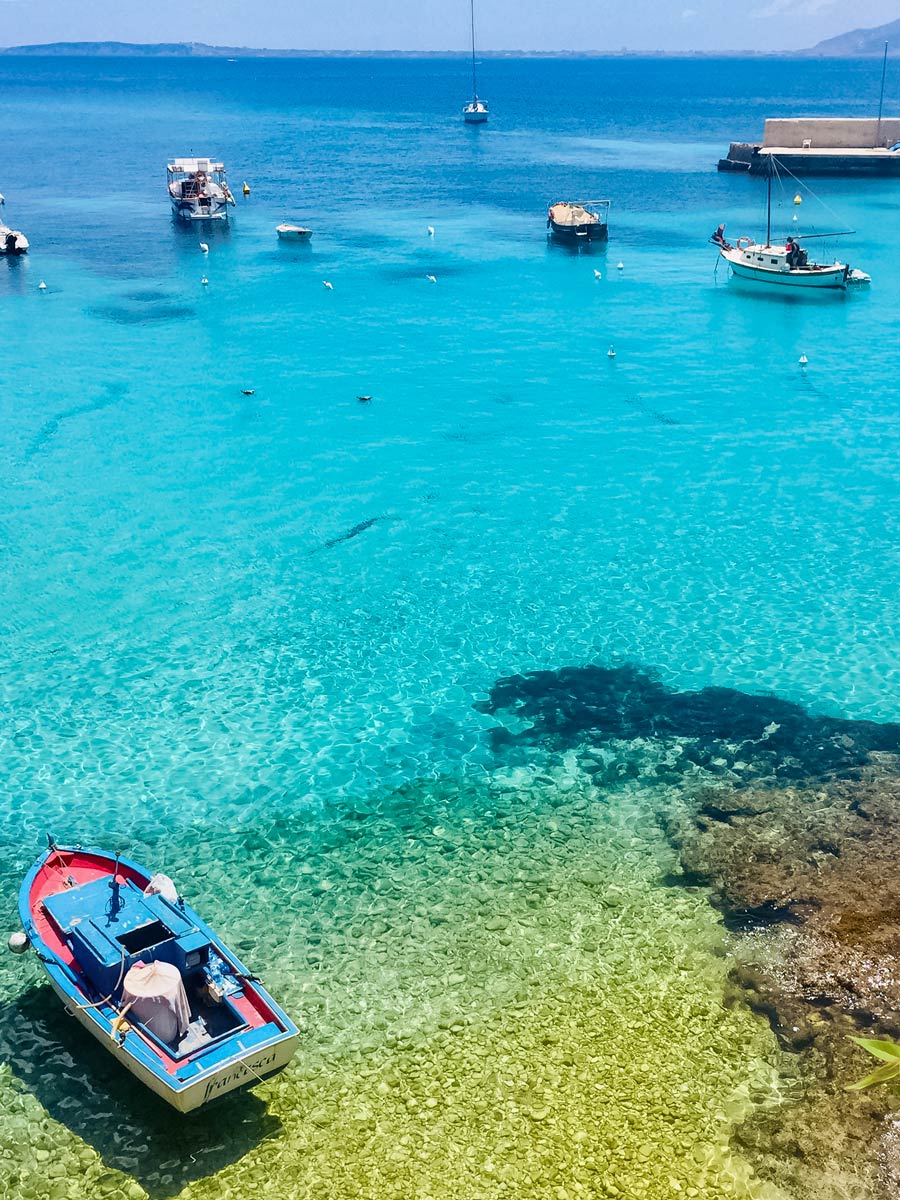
[807,18,900,56]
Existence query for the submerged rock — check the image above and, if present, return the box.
[669,763,900,1200]
[477,663,900,784]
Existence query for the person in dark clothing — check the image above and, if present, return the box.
[711,223,732,249]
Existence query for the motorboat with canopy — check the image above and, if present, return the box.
[547,200,610,243]
[715,156,870,289]
[14,839,299,1112]
[167,158,235,221]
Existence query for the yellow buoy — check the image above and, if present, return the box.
[793,194,802,206]
[242,181,250,196]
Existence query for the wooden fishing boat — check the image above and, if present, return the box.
[15,840,299,1113]
[547,200,610,243]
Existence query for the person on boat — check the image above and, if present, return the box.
[711,223,731,250]
[785,237,806,268]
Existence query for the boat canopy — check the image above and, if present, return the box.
[167,159,226,176]
[549,200,610,226]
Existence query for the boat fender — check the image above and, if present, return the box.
[736,237,752,250]
[7,930,29,954]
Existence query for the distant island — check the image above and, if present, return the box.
[806,18,900,56]
[3,26,900,58]
[0,42,752,58]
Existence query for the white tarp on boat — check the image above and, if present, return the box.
[123,960,191,1044]
[550,205,596,226]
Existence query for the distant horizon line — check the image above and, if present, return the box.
[0,40,888,59]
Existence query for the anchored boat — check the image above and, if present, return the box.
[15,840,298,1113]
[0,224,28,255]
[547,200,610,243]
[167,158,236,222]
[276,223,313,241]
[462,0,488,123]
[715,158,870,290]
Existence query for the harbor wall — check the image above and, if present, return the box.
[762,117,900,149]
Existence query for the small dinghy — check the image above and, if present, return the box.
[0,224,29,255]
[276,224,313,241]
[14,840,299,1113]
[547,200,610,243]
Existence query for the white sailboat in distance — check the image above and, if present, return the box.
[462,0,488,123]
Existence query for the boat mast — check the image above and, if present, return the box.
[766,156,772,248]
[470,0,478,97]
[876,40,889,147]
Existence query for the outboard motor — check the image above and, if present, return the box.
[5,232,15,254]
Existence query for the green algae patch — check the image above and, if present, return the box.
[0,764,788,1199]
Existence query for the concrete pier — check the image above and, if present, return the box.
[718,117,900,175]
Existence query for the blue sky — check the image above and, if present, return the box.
[0,0,897,52]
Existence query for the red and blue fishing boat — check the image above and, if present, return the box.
[14,840,299,1113]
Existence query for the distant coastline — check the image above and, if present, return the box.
[0,40,876,59]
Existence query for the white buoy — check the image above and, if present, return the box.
[792,214,798,222]
[617,262,624,271]
[426,274,437,283]
[7,931,28,954]
[323,280,333,290]
[607,345,616,359]
[799,354,808,366]
[200,242,209,253]
[38,281,47,291]
[427,226,435,236]
[593,269,602,280]
[201,276,209,286]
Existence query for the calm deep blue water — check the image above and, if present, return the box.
[2,55,900,1200]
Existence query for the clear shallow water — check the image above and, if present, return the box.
[1,54,899,1199]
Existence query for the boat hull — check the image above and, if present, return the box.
[276,225,312,241]
[464,112,488,124]
[548,219,608,243]
[44,971,299,1112]
[171,198,229,222]
[19,845,299,1113]
[727,258,847,288]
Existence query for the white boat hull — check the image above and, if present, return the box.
[170,198,229,222]
[276,224,312,241]
[721,244,851,289]
[48,974,299,1113]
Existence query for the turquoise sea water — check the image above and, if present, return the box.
[2,55,900,1199]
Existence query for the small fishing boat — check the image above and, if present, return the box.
[547,200,610,243]
[716,157,870,290]
[167,158,235,222]
[0,224,29,255]
[14,840,299,1113]
[462,0,488,123]
[276,224,313,241]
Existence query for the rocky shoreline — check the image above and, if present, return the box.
[478,664,900,1200]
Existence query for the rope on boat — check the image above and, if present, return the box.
[64,942,128,1017]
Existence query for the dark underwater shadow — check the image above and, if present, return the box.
[0,984,283,1199]
[475,662,900,783]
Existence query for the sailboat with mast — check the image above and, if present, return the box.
[462,0,488,124]
[716,156,870,290]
